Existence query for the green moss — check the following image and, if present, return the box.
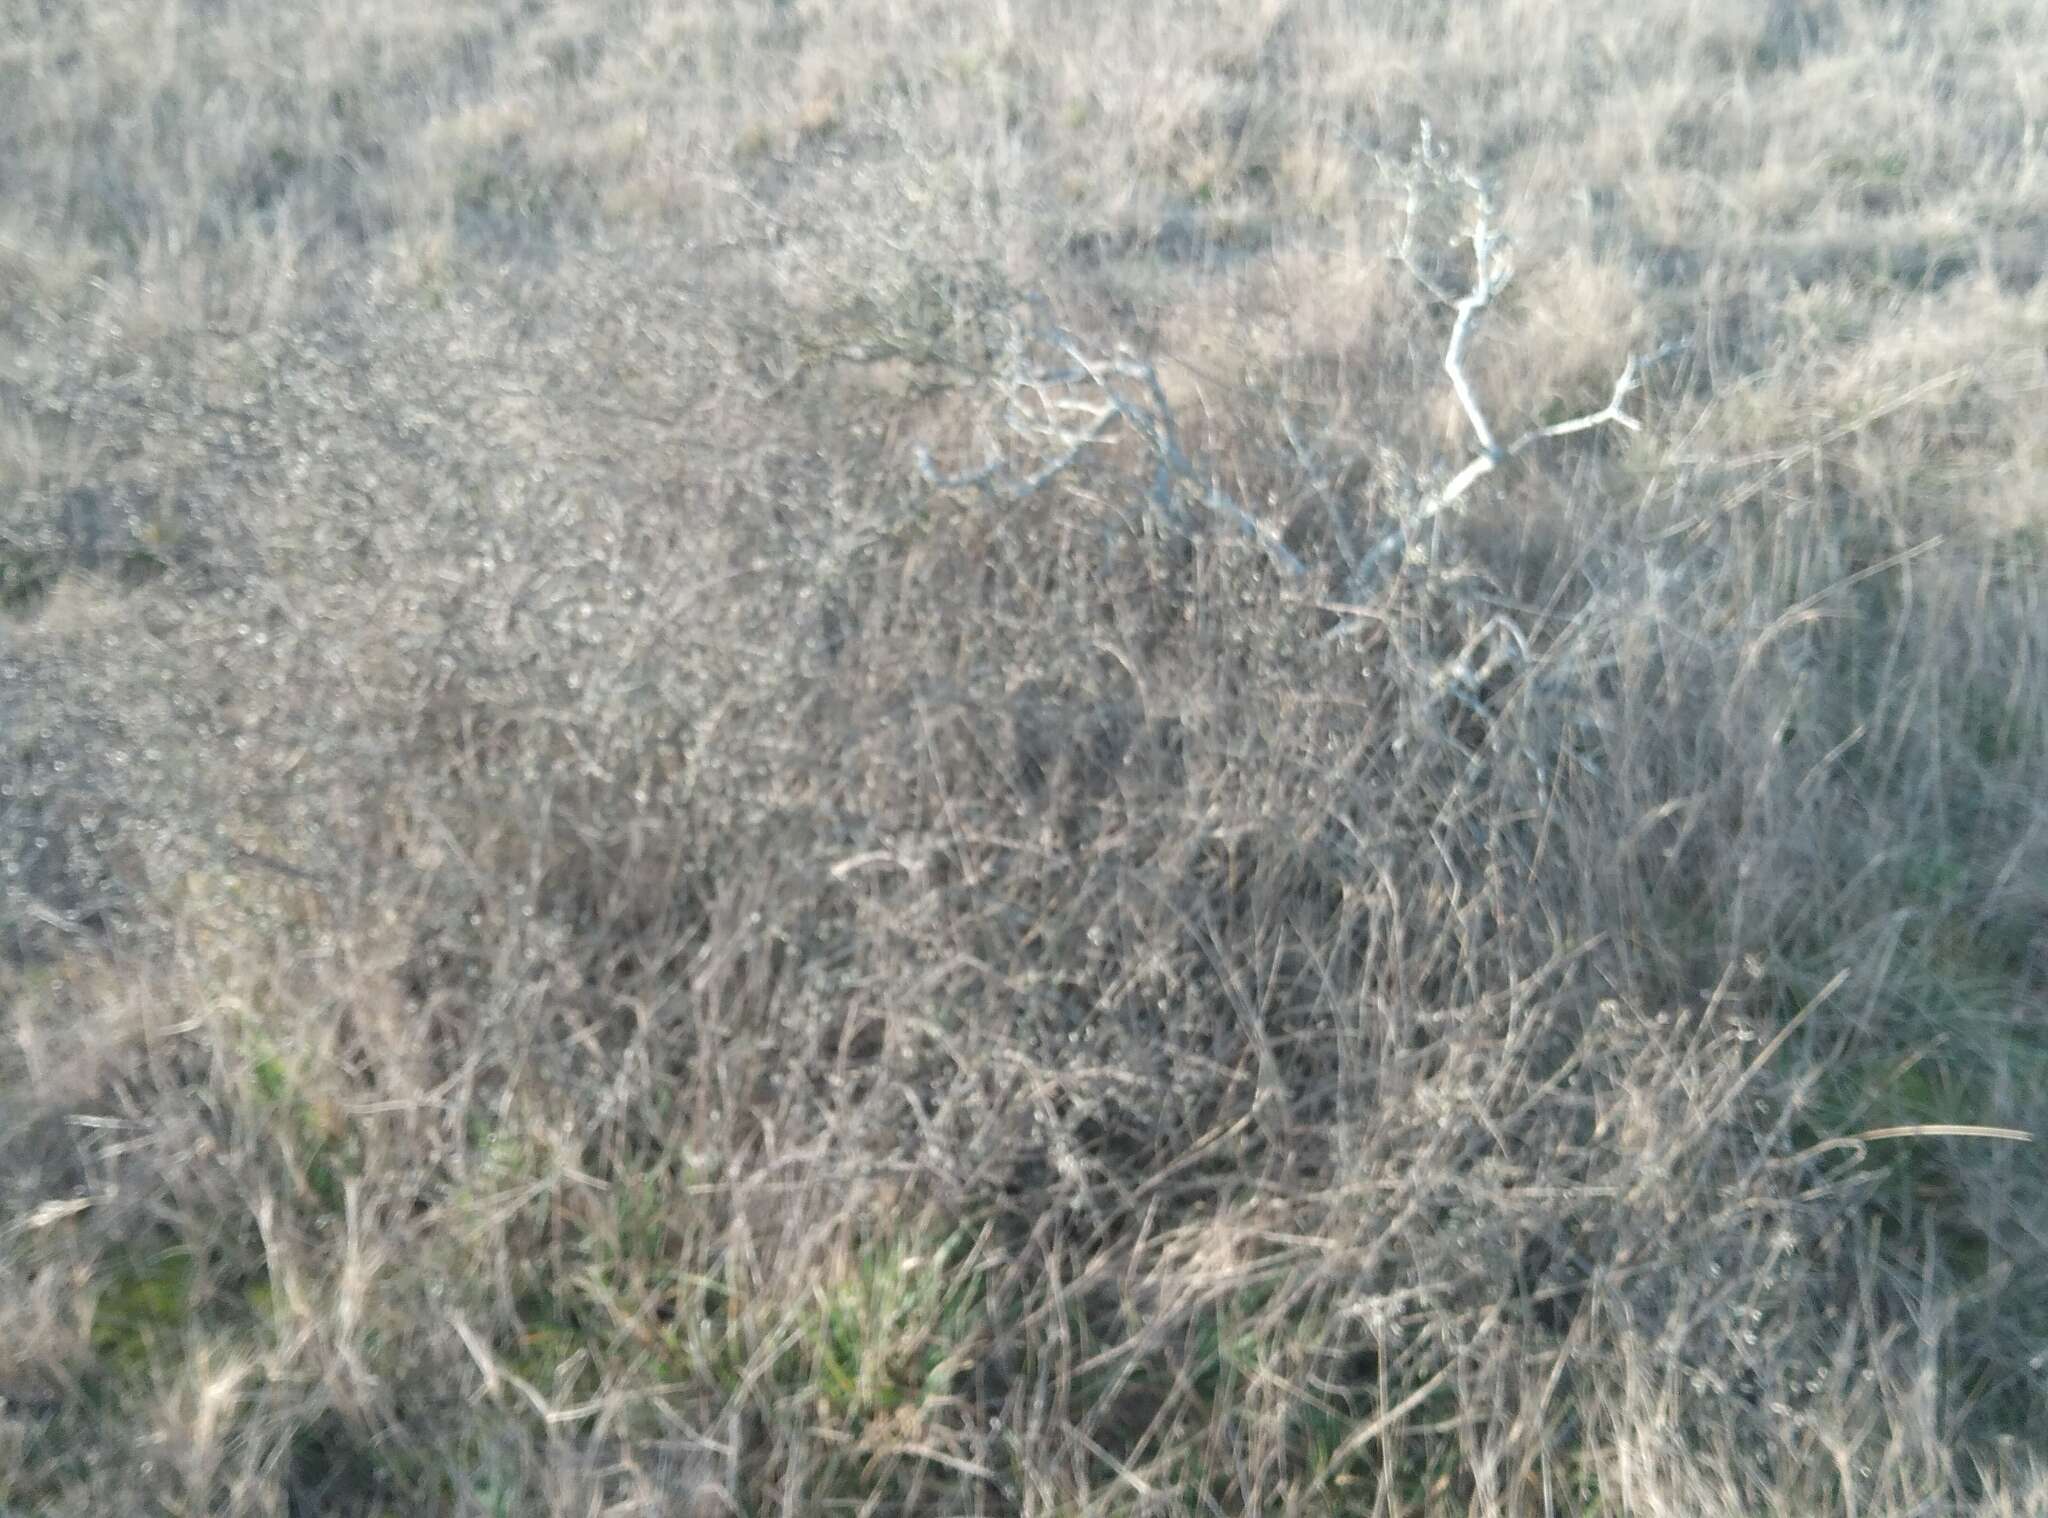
[83,1240,280,1402]
[89,1248,197,1379]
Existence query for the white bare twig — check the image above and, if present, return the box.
[1336,127,1685,609]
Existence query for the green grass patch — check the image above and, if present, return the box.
[83,1240,276,1393]
[240,1030,361,1219]
[804,1228,985,1432]
[89,1245,199,1381]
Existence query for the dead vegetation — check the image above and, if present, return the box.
[4,0,2047,1514]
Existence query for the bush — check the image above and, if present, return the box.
[5,3,2046,1513]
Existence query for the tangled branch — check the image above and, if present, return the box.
[913,308,1307,578]
[915,124,1681,631]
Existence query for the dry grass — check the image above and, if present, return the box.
[5,0,2048,1513]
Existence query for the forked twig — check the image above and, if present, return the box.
[1342,128,1685,600]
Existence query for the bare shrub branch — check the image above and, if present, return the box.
[1346,125,1688,597]
[915,304,1309,577]
[917,126,1679,629]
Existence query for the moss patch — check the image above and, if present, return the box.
[89,1247,198,1381]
